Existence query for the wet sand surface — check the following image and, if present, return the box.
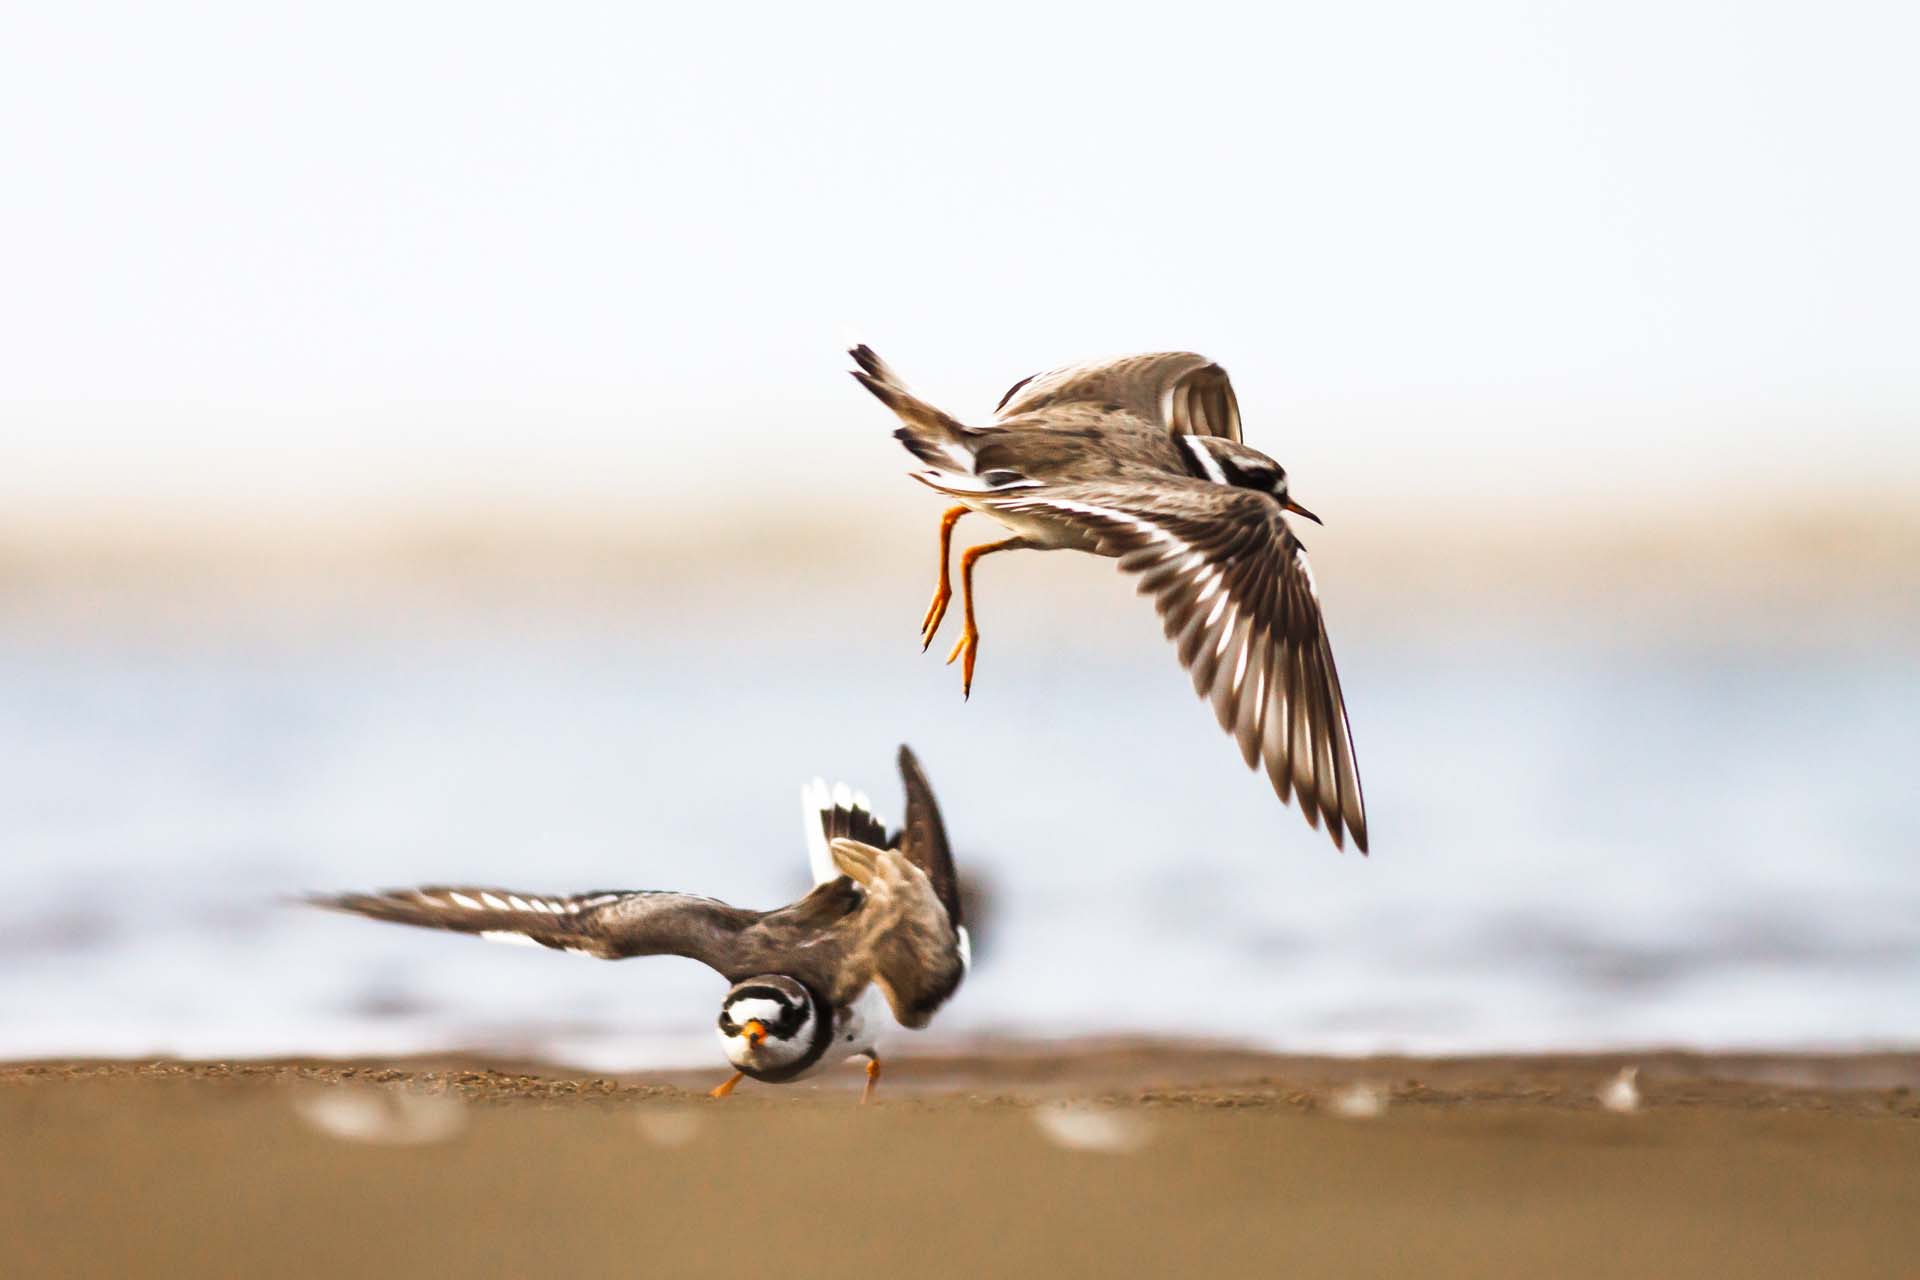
[4,1048,1916,1278]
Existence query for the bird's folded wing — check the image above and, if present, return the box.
[993,352,1241,443]
[827,840,966,1029]
[985,480,1367,852]
[307,886,763,971]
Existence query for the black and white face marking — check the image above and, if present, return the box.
[1179,435,1290,503]
[716,975,818,1074]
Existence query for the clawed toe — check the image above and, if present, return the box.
[945,627,979,699]
[920,588,951,651]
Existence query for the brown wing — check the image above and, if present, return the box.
[307,886,768,973]
[825,839,966,1028]
[993,352,1242,443]
[889,744,962,929]
[985,480,1368,853]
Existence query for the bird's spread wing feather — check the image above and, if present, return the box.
[985,480,1367,852]
[993,352,1242,443]
[889,744,963,930]
[826,838,966,1028]
[308,886,767,973]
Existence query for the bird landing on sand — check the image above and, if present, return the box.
[308,746,969,1103]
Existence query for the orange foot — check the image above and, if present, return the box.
[860,1055,882,1105]
[941,535,1029,699]
[921,583,951,651]
[708,1071,744,1100]
[944,624,980,700]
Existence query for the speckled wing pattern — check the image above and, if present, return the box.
[994,351,1242,442]
[984,478,1368,852]
[825,834,967,1029]
[805,745,968,1023]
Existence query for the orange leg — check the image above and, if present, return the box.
[944,537,1031,699]
[920,505,969,650]
[860,1054,882,1105]
[707,1071,744,1100]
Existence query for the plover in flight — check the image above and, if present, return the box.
[309,746,969,1101]
[852,346,1366,852]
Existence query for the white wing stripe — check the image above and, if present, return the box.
[999,496,1184,551]
[1214,607,1239,656]
[1180,434,1229,485]
[1294,546,1319,599]
[914,467,1043,495]
[1192,567,1223,606]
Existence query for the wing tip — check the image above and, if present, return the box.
[895,742,926,782]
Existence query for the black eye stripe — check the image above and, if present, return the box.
[720,984,813,1040]
[1217,455,1282,491]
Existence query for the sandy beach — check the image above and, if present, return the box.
[4,1047,1915,1278]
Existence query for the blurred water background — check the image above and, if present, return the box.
[2,527,1914,1066]
[3,3,1917,1066]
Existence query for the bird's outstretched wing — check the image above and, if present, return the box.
[993,352,1242,443]
[985,479,1367,852]
[826,838,967,1029]
[307,886,769,974]
[890,744,962,931]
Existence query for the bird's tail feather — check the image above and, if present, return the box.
[801,777,890,887]
[848,345,979,474]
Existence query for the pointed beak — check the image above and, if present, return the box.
[741,1019,767,1049]
[1282,497,1323,526]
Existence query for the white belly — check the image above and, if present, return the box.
[963,496,1100,552]
[788,984,890,1080]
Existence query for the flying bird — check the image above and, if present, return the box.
[851,346,1367,852]
[308,746,969,1101]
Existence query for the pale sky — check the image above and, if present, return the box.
[3,2,1916,513]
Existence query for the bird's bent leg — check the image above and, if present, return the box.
[945,537,1032,699]
[860,1053,882,1105]
[708,1071,744,1100]
[920,505,970,650]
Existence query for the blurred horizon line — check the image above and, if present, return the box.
[2,482,1915,634]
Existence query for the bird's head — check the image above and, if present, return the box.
[1180,436,1321,525]
[716,975,820,1078]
